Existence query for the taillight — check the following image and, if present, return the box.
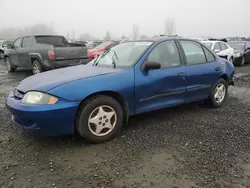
[48,50,55,60]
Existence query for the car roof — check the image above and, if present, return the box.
[227,41,246,43]
[20,35,64,38]
[127,36,186,43]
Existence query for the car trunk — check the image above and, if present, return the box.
[54,45,87,60]
[35,36,88,61]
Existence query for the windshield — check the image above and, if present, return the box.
[93,41,152,67]
[228,42,246,50]
[202,42,213,49]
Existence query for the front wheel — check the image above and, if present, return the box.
[0,51,4,59]
[32,60,43,75]
[76,95,124,143]
[205,78,228,108]
[5,57,16,72]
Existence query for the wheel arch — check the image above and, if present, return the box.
[220,74,228,83]
[29,53,43,66]
[75,90,130,127]
[30,56,41,64]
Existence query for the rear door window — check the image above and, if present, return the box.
[220,42,228,50]
[213,42,221,51]
[180,40,206,65]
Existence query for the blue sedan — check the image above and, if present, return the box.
[6,37,235,143]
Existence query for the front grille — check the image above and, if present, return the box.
[13,88,25,99]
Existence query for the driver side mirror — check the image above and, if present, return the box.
[214,49,220,53]
[2,44,7,47]
[141,61,161,71]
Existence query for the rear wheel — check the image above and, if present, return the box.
[5,57,16,72]
[205,78,228,108]
[76,95,124,143]
[32,60,43,75]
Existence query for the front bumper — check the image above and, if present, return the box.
[6,91,80,136]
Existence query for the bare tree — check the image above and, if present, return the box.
[131,24,139,40]
[104,31,111,41]
[0,23,55,40]
[79,32,98,41]
[164,17,176,36]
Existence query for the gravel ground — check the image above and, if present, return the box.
[0,59,250,188]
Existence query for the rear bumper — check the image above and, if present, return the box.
[6,91,80,136]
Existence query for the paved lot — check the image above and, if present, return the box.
[0,59,250,188]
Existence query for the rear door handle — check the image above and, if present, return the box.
[177,72,185,78]
[215,67,221,71]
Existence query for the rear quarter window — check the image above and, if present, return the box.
[35,36,68,46]
[202,46,215,62]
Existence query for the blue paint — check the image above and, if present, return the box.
[6,38,235,136]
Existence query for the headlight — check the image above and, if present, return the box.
[234,53,241,57]
[22,91,58,105]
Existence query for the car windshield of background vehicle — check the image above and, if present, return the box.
[94,42,152,68]
[228,42,246,50]
[202,43,213,49]
[94,42,110,49]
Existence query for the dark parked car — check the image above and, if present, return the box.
[4,35,88,74]
[228,41,250,66]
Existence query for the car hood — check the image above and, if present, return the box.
[17,64,120,93]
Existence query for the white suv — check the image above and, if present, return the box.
[201,41,234,62]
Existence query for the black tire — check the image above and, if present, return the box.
[76,95,124,143]
[205,78,228,108]
[229,57,233,63]
[240,56,245,66]
[32,60,43,75]
[5,57,16,72]
[0,51,4,59]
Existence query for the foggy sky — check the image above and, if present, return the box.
[1,0,249,38]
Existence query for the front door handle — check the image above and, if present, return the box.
[177,72,185,78]
[215,67,221,71]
